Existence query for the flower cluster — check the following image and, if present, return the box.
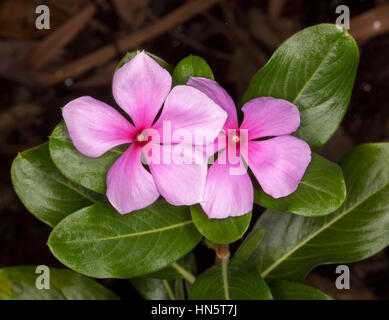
[63,52,311,219]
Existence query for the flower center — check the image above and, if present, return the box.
[133,131,152,147]
[136,134,145,142]
[232,135,240,143]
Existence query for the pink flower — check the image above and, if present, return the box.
[188,77,311,219]
[62,52,227,214]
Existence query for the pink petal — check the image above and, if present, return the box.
[187,77,238,130]
[201,151,253,219]
[112,51,172,129]
[106,144,159,214]
[152,85,227,145]
[62,96,135,158]
[240,97,300,140]
[247,136,311,198]
[204,133,227,160]
[148,145,207,206]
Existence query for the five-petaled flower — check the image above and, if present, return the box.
[62,52,227,214]
[188,77,311,219]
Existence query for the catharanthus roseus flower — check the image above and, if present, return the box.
[188,77,311,219]
[62,52,227,214]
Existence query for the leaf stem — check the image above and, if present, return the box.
[162,280,175,300]
[171,262,196,285]
[215,244,230,264]
[213,243,231,299]
[221,256,230,300]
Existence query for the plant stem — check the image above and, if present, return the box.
[221,256,231,300]
[213,244,231,300]
[171,262,196,285]
[215,244,230,264]
[162,280,175,300]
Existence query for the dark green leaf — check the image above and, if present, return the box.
[174,279,186,300]
[241,24,359,149]
[148,253,195,280]
[130,277,175,300]
[172,55,214,86]
[234,228,264,261]
[48,200,202,278]
[131,255,196,299]
[237,143,389,281]
[49,121,123,194]
[116,51,173,73]
[189,260,272,300]
[11,143,101,227]
[254,153,346,216]
[0,266,119,300]
[191,205,251,244]
[268,280,332,300]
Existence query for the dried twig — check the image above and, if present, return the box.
[33,0,224,87]
[0,103,43,134]
[171,30,233,61]
[267,0,287,26]
[27,2,99,70]
[209,1,266,66]
[0,102,44,155]
[145,8,232,61]
[350,4,389,41]
[202,12,238,46]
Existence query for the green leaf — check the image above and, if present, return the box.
[49,121,123,194]
[147,253,195,280]
[131,255,196,299]
[191,205,251,244]
[234,228,264,261]
[48,200,202,279]
[174,279,186,300]
[241,24,359,149]
[11,143,102,227]
[189,260,272,300]
[254,153,346,216]
[0,266,119,300]
[237,143,389,281]
[130,277,175,300]
[268,280,332,300]
[172,55,214,86]
[116,51,173,73]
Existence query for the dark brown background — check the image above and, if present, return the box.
[0,0,388,299]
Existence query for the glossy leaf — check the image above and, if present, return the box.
[49,121,123,194]
[190,260,272,300]
[130,277,175,300]
[254,153,346,216]
[191,205,251,244]
[48,200,202,279]
[237,143,389,281]
[172,55,214,86]
[241,24,359,149]
[116,51,173,73]
[0,266,119,300]
[234,228,264,261]
[268,280,332,300]
[11,143,102,227]
[147,253,195,280]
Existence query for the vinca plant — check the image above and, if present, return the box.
[2,23,387,300]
